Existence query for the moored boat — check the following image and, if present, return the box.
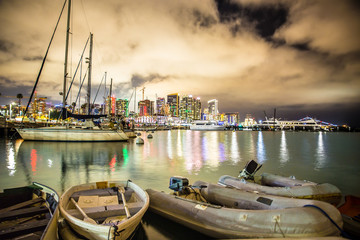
[146,177,343,239]
[219,160,342,205]
[189,120,225,131]
[59,180,149,240]
[17,126,129,142]
[338,195,360,238]
[0,182,59,240]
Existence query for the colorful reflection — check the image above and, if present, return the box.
[109,154,116,171]
[123,147,129,166]
[30,149,37,174]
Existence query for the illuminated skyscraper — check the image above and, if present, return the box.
[167,93,179,117]
[138,99,154,116]
[194,97,201,120]
[156,97,165,115]
[179,95,202,121]
[208,99,219,119]
[115,99,129,117]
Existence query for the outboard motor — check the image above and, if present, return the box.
[238,160,262,180]
[169,176,189,192]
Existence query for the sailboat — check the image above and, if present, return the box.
[16,0,128,142]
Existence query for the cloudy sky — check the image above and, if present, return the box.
[1,0,359,126]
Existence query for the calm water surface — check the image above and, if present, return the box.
[1,130,359,239]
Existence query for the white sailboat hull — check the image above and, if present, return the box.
[17,127,129,142]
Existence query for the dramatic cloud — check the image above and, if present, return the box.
[0,0,359,126]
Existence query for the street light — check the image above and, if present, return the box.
[48,109,52,121]
[9,102,16,120]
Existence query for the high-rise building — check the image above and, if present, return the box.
[167,93,179,117]
[194,97,201,120]
[208,99,219,115]
[156,97,165,115]
[104,96,116,115]
[115,99,129,117]
[179,95,202,121]
[138,99,154,116]
[179,95,194,122]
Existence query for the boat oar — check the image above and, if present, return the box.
[118,187,131,219]
[71,198,97,224]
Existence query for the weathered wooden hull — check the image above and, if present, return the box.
[59,181,149,240]
[17,127,129,142]
[146,181,343,239]
[219,173,342,205]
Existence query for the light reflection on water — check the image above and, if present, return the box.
[280,130,289,166]
[315,132,326,170]
[1,131,360,240]
[1,131,360,197]
[257,131,266,163]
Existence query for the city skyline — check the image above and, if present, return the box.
[1,0,359,126]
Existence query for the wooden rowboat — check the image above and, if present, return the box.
[0,182,59,240]
[59,180,149,240]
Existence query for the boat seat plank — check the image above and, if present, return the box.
[0,218,49,238]
[0,197,44,214]
[0,206,49,221]
[71,187,134,202]
[67,202,143,220]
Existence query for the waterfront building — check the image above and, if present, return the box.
[194,97,201,120]
[115,99,129,117]
[167,93,179,117]
[104,96,116,115]
[30,95,47,118]
[179,95,202,122]
[138,99,154,116]
[243,114,257,127]
[223,112,240,125]
[207,99,219,120]
[156,97,166,115]
[208,99,219,115]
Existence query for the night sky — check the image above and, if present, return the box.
[0,0,359,127]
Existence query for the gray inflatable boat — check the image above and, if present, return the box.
[218,160,342,205]
[146,177,343,239]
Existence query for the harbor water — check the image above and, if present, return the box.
[1,130,360,239]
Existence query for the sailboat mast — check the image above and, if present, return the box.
[63,0,71,110]
[109,78,113,116]
[87,33,93,114]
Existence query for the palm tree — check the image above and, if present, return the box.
[16,93,23,106]
[71,102,76,113]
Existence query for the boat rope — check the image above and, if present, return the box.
[274,218,285,238]
[65,36,90,102]
[111,225,125,239]
[304,204,351,239]
[21,0,68,127]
